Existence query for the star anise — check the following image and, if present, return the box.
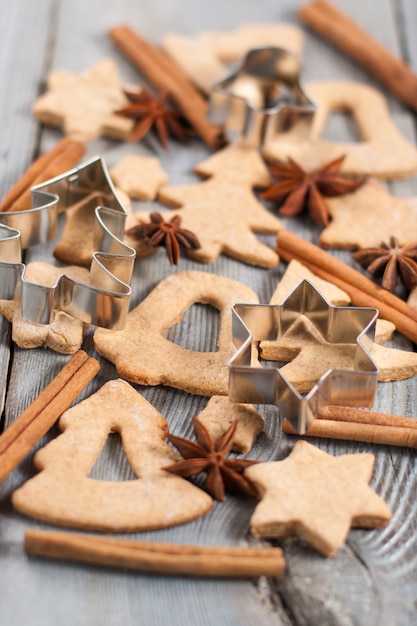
[126,212,200,265]
[260,155,363,227]
[352,236,417,292]
[115,88,189,148]
[163,417,259,502]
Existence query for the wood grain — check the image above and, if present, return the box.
[1,0,417,625]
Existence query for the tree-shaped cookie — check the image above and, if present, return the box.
[94,271,259,396]
[126,143,282,268]
[12,380,212,531]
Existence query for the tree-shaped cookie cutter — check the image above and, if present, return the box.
[0,157,135,330]
[208,46,316,147]
[228,280,379,434]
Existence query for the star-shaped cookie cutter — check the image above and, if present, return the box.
[0,157,135,330]
[208,46,316,147]
[228,280,379,434]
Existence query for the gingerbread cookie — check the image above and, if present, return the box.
[320,181,417,250]
[263,81,417,180]
[12,380,212,531]
[94,271,259,396]
[127,143,282,268]
[110,155,169,201]
[271,259,351,307]
[245,440,391,557]
[33,60,134,142]
[370,343,417,382]
[197,396,264,453]
[261,313,360,394]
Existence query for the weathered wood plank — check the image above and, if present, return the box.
[0,0,55,190]
[398,0,417,73]
[1,0,417,625]
[0,0,56,417]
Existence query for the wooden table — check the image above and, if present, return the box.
[1,1,417,624]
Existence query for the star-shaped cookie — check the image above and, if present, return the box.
[245,440,391,556]
[33,60,134,142]
[320,181,417,249]
[261,314,359,394]
[126,143,282,268]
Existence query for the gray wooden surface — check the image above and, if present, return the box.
[1,0,417,625]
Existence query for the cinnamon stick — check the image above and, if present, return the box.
[283,415,417,449]
[0,350,100,482]
[1,139,86,213]
[298,0,417,112]
[319,405,417,430]
[24,529,285,578]
[108,25,225,151]
[276,229,417,345]
[0,138,74,212]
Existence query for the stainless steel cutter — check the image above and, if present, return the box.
[209,46,316,147]
[228,279,379,434]
[0,157,135,330]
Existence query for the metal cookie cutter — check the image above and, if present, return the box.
[208,46,316,147]
[0,157,135,330]
[228,280,379,434]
